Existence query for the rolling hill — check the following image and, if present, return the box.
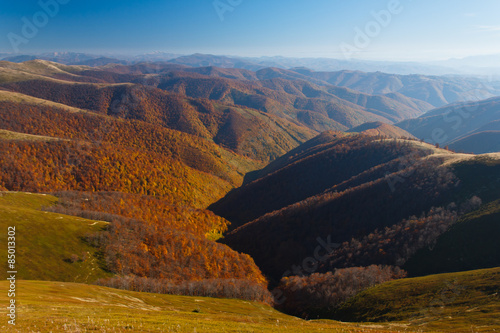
[0,192,110,283]
[0,60,435,135]
[0,279,426,333]
[0,69,276,295]
[152,69,431,127]
[212,133,500,281]
[449,131,500,154]
[333,267,500,332]
[0,63,319,161]
[397,96,500,153]
[1,57,499,331]
[292,68,500,107]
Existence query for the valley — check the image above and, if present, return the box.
[0,58,499,332]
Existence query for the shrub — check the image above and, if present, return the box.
[95,275,273,304]
[274,265,406,318]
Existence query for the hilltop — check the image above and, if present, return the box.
[347,121,416,139]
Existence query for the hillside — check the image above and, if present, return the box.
[404,199,500,277]
[0,60,433,135]
[152,71,429,128]
[0,82,316,162]
[242,130,350,184]
[397,96,500,152]
[449,131,500,154]
[0,94,268,188]
[0,189,269,291]
[211,135,436,228]
[333,267,500,332]
[212,133,500,281]
[0,192,110,283]
[0,132,236,208]
[0,72,278,294]
[0,280,424,333]
[1,57,499,330]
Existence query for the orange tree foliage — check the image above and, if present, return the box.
[0,139,267,288]
[0,140,231,208]
[0,100,259,186]
[43,191,266,288]
[1,80,280,154]
[0,99,269,290]
[49,191,230,238]
[92,216,267,286]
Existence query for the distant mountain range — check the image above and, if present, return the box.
[0,60,435,137]
[1,58,499,156]
[290,68,500,107]
[1,51,180,67]
[397,97,500,153]
[4,51,500,76]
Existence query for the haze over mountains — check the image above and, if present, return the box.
[2,57,499,155]
[4,51,500,76]
[397,96,500,153]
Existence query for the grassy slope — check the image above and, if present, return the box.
[0,280,419,333]
[0,129,61,142]
[0,192,111,283]
[347,121,416,139]
[333,267,500,333]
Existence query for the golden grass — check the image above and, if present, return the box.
[0,192,111,283]
[0,280,420,333]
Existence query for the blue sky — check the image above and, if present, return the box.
[1,0,500,61]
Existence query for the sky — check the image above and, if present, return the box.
[1,0,500,61]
